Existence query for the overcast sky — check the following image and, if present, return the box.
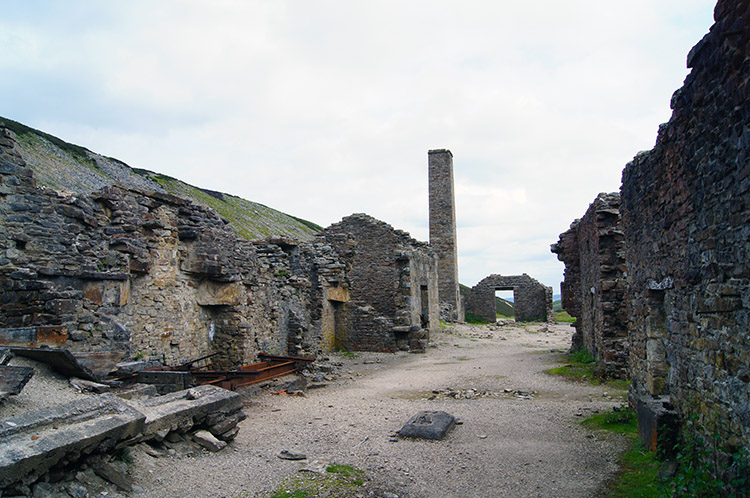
[1,1,716,293]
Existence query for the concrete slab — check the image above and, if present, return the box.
[397,410,456,440]
[0,394,145,489]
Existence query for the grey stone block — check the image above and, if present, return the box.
[127,384,243,441]
[192,430,226,452]
[0,394,145,489]
[397,410,456,440]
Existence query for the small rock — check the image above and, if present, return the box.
[89,456,132,492]
[165,431,183,443]
[31,481,58,498]
[277,450,307,460]
[192,430,226,452]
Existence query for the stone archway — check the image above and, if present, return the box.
[465,274,552,323]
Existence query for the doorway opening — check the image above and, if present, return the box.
[495,289,515,320]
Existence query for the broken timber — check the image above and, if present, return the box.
[142,352,315,391]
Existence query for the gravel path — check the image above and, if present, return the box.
[131,322,628,498]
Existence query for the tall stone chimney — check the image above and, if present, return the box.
[428,149,461,321]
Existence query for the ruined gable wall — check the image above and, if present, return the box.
[0,128,342,368]
[621,0,749,453]
[465,274,552,323]
[321,213,438,352]
[552,193,628,378]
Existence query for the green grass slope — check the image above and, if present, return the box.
[1,116,321,241]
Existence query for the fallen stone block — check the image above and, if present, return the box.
[0,365,34,402]
[192,430,226,452]
[636,395,679,454]
[10,347,97,381]
[135,370,191,394]
[89,456,132,492]
[397,410,456,440]
[73,351,125,379]
[0,394,145,489]
[208,411,248,437]
[113,383,158,400]
[126,384,243,442]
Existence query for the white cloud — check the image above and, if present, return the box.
[1,0,717,292]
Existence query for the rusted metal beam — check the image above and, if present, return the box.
[142,353,315,391]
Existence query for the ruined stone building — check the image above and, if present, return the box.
[622,0,749,459]
[551,193,628,378]
[464,274,552,323]
[553,0,749,468]
[0,125,442,367]
[428,149,462,321]
[0,127,348,368]
[321,214,439,352]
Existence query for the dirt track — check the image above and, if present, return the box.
[132,322,628,498]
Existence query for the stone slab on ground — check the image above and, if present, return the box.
[397,410,456,440]
[0,393,145,489]
[0,365,34,401]
[126,385,243,440]
[10,347,98,381]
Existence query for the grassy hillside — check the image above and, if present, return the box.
[1,116,321,241]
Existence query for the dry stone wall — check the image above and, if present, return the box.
[321,214,439,352]
[551,193,628,378]
[0,127,346,368]
[621,0,749,459]
[465,274,552,323]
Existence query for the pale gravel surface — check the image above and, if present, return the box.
[129,322,629,498]
[0,355,89,419]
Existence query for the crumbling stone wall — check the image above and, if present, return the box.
[620,0,749,460]
[551,193,628,378]
[0,127,346,368]
[465,274,552,323]
[321,214,439,352]
[428,149,462,322]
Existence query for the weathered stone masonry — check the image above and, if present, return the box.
[551,193,628,378]
[428,149,462,322]
[554,0,749,468]
[465,274,552,323]
[321,214,439,352]
[621,0,749,459]
[0,127,347,368]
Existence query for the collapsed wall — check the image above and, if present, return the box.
[465,274,552,323]
[551,193,628,378]
[321,214,439,352]
[0,127,347,368]
[620,0,749,460]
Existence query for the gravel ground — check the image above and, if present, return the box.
[128,322,628,498]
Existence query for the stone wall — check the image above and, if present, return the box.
[0,127,347,368]
[428,149,462,322]
[465,274,552,323]
[321,213,439,352]
[620,0,749,463]
[551,193,628,378]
